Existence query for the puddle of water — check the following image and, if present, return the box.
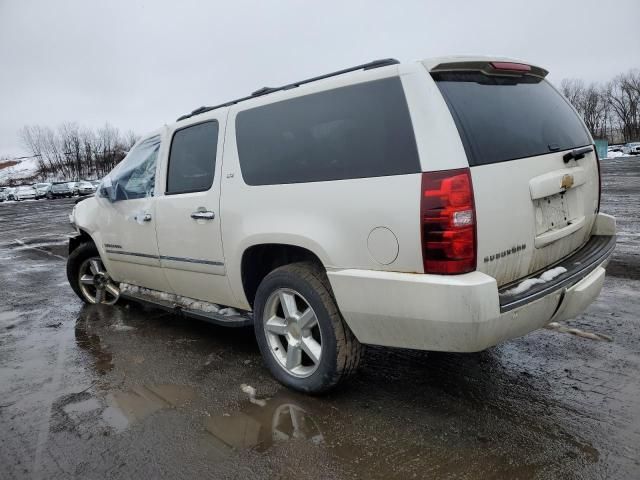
[102,385,196,432]
[75,323,113,374]
[205,392,324,453]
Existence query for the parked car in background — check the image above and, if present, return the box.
[67,56,616,393]
[0,187,7,202]
[623,142,640,155]
[77,181,96,196]
[91,180,101,189]
[4,187,17,201]
[48,182,73,199]
[608,145,624,153]
[16,186,38,201]
[67,182,80,196]
[33,182,52,200]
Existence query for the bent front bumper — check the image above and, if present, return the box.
[328,214,616,352]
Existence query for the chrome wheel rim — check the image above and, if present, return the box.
[78,257,120,305]
[263,288,322,378]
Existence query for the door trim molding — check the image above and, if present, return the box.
[105,249,224,266]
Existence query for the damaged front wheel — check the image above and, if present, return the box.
[67,243,120,305]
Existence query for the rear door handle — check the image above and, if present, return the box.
[190,210,215,220]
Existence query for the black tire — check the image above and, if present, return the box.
[253,261,363,394]
[67,242,103,304]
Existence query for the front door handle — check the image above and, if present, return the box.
[190,210,215,220]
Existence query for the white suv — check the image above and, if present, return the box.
[67,56,616,393]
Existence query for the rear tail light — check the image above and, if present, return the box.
[421,168,477,274]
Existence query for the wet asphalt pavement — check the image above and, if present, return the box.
[1,158,639,479]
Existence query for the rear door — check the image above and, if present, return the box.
[433,67,599,286]
[154,115,236,307]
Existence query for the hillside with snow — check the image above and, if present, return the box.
[0,157,40,185]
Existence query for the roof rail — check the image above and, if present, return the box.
[176,58,400,122]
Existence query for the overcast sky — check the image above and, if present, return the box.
[1,0,638,157]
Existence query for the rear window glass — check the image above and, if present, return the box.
[434,73,591,166]
[235,77,420,185]
[167,121,218,194]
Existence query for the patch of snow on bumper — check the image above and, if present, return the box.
[503,266,568,296]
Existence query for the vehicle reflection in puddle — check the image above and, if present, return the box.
[205,392,324,452]
[102,384,196,432]
[75,312,113,374]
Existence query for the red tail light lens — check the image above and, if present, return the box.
[421,168,477,274]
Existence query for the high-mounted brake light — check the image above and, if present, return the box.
[490,62,532,73]
[421,168,477,274]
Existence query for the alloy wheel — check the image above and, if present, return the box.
[78,257,120,305]
[263,288,323,378]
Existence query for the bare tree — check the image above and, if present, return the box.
[606,72,640,142]
[19,123,136,181]
[561,69,640,144]
[560,78,585,108]
[581,83,609,139]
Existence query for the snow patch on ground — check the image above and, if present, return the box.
[546,322,612,341]
[241,384,266,406]
[605,151,633,159]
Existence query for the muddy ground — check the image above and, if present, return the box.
[1,158,639,479]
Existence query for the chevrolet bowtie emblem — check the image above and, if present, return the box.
[561,174,574,190]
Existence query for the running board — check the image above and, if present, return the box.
[119,283,253,328]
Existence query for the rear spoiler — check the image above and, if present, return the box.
[430,60,548,79]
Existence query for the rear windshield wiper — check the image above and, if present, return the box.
[563,146,592,163]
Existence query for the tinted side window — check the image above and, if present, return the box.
[167,121,218,194]
[434,73,591,166]
[235,77,420,185]
[100,136,160,201]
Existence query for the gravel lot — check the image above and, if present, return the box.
[1,158,639,479]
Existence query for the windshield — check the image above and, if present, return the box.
[433,73,591,166]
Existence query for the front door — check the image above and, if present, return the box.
[154,117,235,306]
[98,135,172,293]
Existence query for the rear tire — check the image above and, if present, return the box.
[253,262,363,394]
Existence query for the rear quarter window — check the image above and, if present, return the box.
[235,77,420,185]
[434,73,591,166]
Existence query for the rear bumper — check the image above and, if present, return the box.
[328,213,616,352]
